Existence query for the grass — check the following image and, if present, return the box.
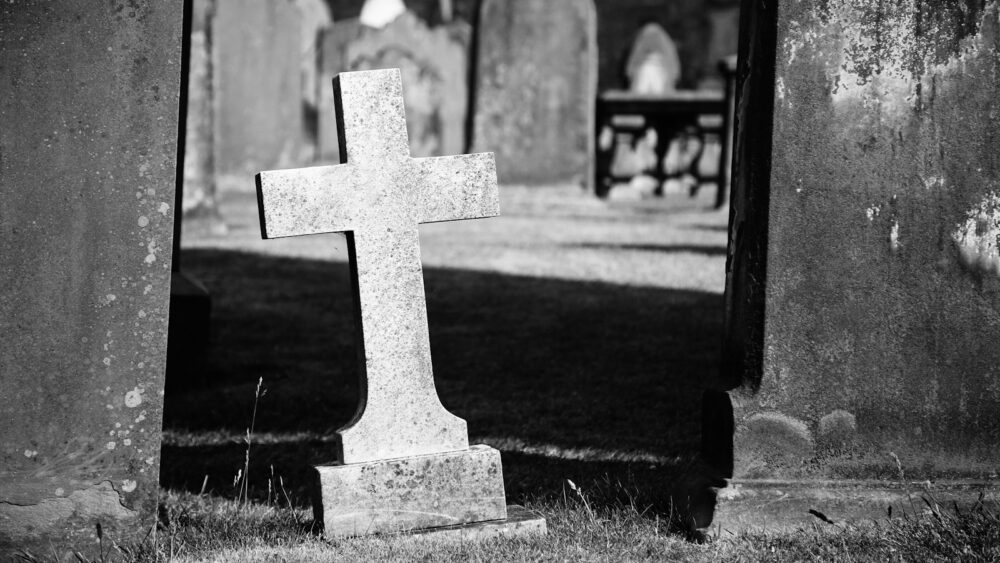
[120,185,1000,560]
[79,486,1000,561]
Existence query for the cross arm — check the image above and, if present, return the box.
[414,152,500,224]
[256,164,369,238]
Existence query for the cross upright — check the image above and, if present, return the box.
[255,69,498,465]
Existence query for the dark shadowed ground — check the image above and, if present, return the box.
[161,185,728,526]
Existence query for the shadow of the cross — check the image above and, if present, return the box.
[161,248,726,527]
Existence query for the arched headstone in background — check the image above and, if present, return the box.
[472,0,597,187]
[317,10,470,161]
[625,23,681,95]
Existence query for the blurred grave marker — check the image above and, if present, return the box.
[472,0,597,187]
[316,11,470,163]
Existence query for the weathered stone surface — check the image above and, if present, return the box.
[317,19,362,161]
[317,12,470,162]
[472,0,597,186]
[313,445,507,537]
[721,0,1000,487]
[256,69,498,464]
[0,0,182,555]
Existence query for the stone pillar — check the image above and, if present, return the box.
[0,1,182,555]
[716,0,1000,530]
[472,0,597,187]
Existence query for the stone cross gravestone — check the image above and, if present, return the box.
[255,68,545,538]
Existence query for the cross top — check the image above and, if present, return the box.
[255,69,499,464]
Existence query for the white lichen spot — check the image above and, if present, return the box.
[135,410,147,423]
[137,216,149,227]
[124,388,143,408]
[866,205,881,221]
[121,479,137,493]
[158,202,170,215]
[953,192,1000,277]
[23,449,37,458]
[143,284,152,295]
[145,456,155,465]
[123,438,132,446]
[54,488,65,496]
[138,310,146,318]
[115,422,121,428]
[145,239,157,264]
[106,441,116,450]
[102,357,111,366]
[137,362,145,369]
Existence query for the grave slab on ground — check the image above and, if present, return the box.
[0,1,182,555]
[714,0,1000,531]
[255,68,546,539]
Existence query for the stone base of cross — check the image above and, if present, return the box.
[255,69,545,539]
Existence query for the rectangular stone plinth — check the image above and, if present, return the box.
[313,445,507,538]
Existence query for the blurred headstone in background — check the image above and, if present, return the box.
[214,0,305,186]
[625,23,681,95]
[472,0,598,187]
[359,0,407,28]
[182,0,222,231]
[317,9,469,162]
